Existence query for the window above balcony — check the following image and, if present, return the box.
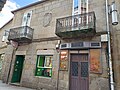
[55,12,96,39]
[22,11,32,26]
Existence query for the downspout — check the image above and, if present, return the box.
[56,49,60,90]
[105,0,115,90]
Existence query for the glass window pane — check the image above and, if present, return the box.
[44,56,52,67]
[36,68,44,76]
[35,55,53,77]
[43,68,52,77]
[74,0,78,9]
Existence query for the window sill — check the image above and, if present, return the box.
[35,76,52,79]
[37,67,52,68]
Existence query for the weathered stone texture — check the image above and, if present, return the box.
[112,30,120,90]
[90,77,109,90]
[1,0,118,90]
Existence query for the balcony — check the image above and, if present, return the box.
[8,26,34,43]
[55,12,96,39]
[0,0,6,11]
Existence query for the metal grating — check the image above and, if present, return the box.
[71,42,83,47]
[72,62,78,76]
[60,42,101,49]
[81,62,88,77]
[90,42,100,47]
[55,12,96,39]
[61,44,67,48]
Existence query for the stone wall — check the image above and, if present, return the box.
[111,30,120,90]
[89,43,109,90]
[1,45,14,83]
[0,19,13,80]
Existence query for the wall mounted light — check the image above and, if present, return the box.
[109,2,118,25]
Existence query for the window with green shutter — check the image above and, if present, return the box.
[35,55,53,77]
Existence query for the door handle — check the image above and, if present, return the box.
[15,69,17,71]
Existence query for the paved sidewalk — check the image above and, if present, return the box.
[0,80,36,90]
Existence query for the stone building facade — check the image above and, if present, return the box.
[0,19,13,79]
[0,0,120,90]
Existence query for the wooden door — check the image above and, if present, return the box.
[11,55,24,83]
[70,54,89,90]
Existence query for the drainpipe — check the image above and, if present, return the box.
[105,0,115,90]
[55,40,61,90]
[56,49,60,90]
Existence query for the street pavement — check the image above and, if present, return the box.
[0,80,36,90]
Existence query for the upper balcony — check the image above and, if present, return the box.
[8,26,34,43]
[55,12,96,39]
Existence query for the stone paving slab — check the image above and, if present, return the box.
[0,80,36,90]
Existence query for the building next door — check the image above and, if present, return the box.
[70,54,89,90]
[11,55,25,83]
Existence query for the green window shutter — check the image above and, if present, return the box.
[37,56,45,67]
[35,56,40,76]
[39,56,45,67]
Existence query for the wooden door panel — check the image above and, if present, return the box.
[70,55,79,90]
[70,54,89,90]
[11,55,24,83]
[70,60,79,90]
[71,54,79,61]
[78,54,88,62]
[71,78,80,90]
[80,62,89,90]
[80,79,88,90]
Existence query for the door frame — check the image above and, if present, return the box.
[11,55,25,83]
[69,50,90,90]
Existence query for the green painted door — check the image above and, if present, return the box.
[11,55,25,83]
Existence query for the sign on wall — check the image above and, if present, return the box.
[90,49,102,73]
[60,50,69,70]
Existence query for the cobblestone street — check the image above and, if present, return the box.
[0,80,36,90]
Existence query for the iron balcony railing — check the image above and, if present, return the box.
[55,12,96,38]
[8,26,34,43]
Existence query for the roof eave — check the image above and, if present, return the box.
[0,18,13,29]
[11,0,47,14]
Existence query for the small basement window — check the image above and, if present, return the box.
[35,55,53,77]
